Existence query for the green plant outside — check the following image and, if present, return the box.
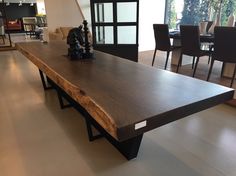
[167,0,236,29]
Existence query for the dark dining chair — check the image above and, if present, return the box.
[152,24,180,69]
[176,25,211,77]
[201,21,214,64]
[207,26,236,87]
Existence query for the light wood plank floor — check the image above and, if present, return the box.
[0,50,236,176]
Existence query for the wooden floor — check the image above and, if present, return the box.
[0,50,236,176]
[139,50,236,105]
[0,33,39,51]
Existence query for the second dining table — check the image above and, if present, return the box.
[169,31,235,78]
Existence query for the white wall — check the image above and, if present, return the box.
[139,0,166,51]
[77,0,91,26]
[36,0,46,15]
[44,0,83,31]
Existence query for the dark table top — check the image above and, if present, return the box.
[16,41,234,141]
[169,31,214,43]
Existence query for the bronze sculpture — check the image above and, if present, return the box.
[67,20,93,60]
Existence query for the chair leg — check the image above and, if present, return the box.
[192,56,195,69]
[1,35,5,44]
[221,62,225,77]
[230,64,236,88]
[164,51,170,70]
[207,59,215,81]
[208,56,211,64]
[176,53,182,73]
[192,57,199,77]
[208,46,213,64]
[152,49,157,66]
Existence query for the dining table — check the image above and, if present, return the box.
[169,31,214,42]
[169,31,235,78]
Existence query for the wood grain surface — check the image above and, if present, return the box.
[16,41,234,141]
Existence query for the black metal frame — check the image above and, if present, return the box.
[38,70,143,160]
[38,69,53,90]
[85,118,103,141]
[90,0,139,62]
[39,69,71,109]
[56,91,72,109]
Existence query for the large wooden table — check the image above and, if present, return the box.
[16,41,234,160]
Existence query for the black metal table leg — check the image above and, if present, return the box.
[85,118,103,141]
[56,90,72,109]
[111,134,143,160]
[38,69,53,90]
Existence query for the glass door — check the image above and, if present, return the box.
[90,0,139,62]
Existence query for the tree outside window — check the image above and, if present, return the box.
[166,0,236,29]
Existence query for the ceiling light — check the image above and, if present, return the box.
[30,3,34,6]
[19,1,22,6]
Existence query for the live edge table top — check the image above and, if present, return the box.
[16,41,234,141]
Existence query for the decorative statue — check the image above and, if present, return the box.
[67,25,84,59]
[67,20,93,60]
[83,20,93,59]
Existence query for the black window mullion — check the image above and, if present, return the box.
[101,4,105,43]
[116,22,137,26]
[90,0,96,45]
[113,2,117,45]
[136,0,139,45]
[94,22,114,26]
[91,0,139,46]
[96,4,101,42]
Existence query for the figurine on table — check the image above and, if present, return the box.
[67,25,84,60]
[67,20,93,60]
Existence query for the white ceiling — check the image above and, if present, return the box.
[0,0,37,3]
